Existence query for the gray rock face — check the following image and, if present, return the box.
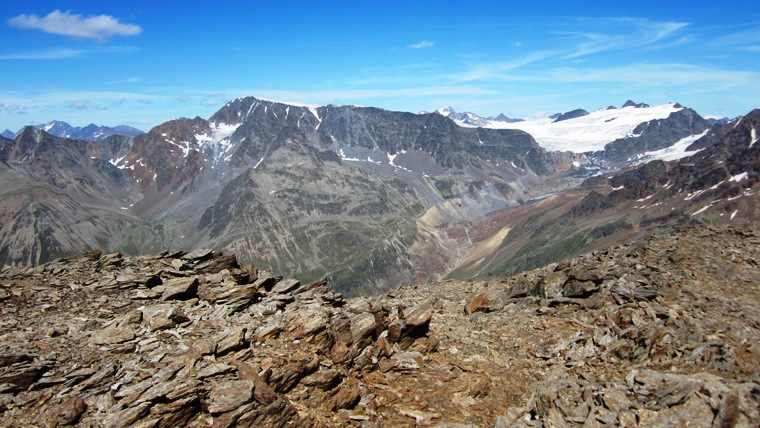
[601,108,710,161]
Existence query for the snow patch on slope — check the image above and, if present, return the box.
[632,130,708,164]
[202,122,242,165]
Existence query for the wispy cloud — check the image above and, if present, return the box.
[708,24,760,52]
[0,45,140,61]
[408,40,434,49]
[0,48,83,60]
[239,86,497,107]
[8,10,142,41]
[68,101,105,110]
[108,77,140,84]
[0,90,164,111]
[449,50,557,82]
[560,19,689,59]
[447,63,756,90]
[545,63,755,87]
[443,18,695,85]
[2,104,23,113]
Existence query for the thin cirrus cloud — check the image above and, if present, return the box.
[0,45,141,61]
[107,77,140,84]
[407,41,434,49]
[559,19,688,59]
[8,10,141,41]
[448,18,693,83]
[68,101,104,110]
[545,64,756,87]
[0,48,83,60]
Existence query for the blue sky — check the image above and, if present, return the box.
[1,1,759,132]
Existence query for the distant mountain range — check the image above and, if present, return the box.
[1,120,143,141]
[434,106,524,127]
[0,97,755,295]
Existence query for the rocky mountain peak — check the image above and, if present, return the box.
[0,127,67,163]
[622,99,651,108]
[553,108,590,122]
[490,113,523,123]
[436,105,455,116]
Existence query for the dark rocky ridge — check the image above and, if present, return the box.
[1,225,758,426]
[622,100,651,108]
[553,108,589,122]
[599,108,710,161]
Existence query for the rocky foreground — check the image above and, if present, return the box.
[1,226,759,427]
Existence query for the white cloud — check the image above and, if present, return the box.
[8,10,142,41]
[408,41,434,49]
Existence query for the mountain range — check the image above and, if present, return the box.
[1,120,143,141]
[0,97,756,295]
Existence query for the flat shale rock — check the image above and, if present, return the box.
[160,276,199,300]
[1,226,759,427]
[207,380,254,414]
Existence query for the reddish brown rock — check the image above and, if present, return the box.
[54,396,87,426]
[464,292,491,315]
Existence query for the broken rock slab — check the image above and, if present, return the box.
[160,276,199,301]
